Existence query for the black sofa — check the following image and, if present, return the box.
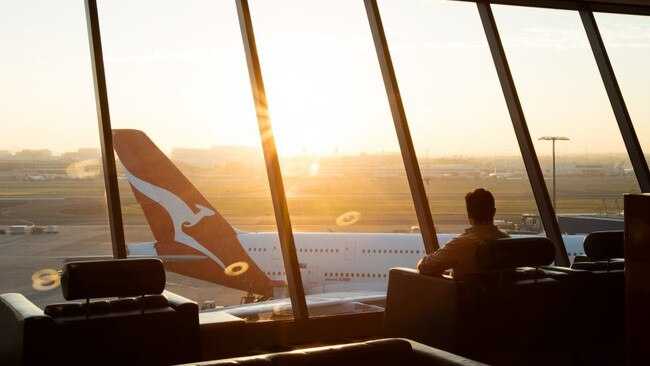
[178,338,488,366]
[0,258,201,366]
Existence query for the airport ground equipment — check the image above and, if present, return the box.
[176,338,487,366]
[0,258,201,366]
[382,238,573,365]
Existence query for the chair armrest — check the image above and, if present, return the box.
[0,293,56,366]
[162,290,201,363]
[382,268,460,352]
[404,338,489,366]
[163,290,197,309]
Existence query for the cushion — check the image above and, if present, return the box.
[61,259,166,300]
[44,303,84,318]
[477,238,555,270]
[584,231,624,260]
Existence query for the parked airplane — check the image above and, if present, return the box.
[113,129,585,316]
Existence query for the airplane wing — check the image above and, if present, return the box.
[213,291,386,318]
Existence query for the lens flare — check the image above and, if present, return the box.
[31,269,61,291]
[335,211,361,226]
[224,261,249,277]
[66,159,101,179]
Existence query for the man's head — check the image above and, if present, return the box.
[465,188,496,226]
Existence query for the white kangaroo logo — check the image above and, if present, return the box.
[124,168,226,269]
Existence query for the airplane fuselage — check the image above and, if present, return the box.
[130,231,586,296]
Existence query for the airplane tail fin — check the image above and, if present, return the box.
[112,129,273,296]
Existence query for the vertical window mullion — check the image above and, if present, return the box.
[235,0,309,321]
[477,1,569,267]
[84,0,127,259]
[364,0,439,254]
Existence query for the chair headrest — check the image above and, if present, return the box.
[477,237,555,270]
[61,259,166,300]
[584,231,624,260]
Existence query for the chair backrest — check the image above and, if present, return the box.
[584,230,624,260]
[572,231,624,271]
[476,237,555,279]
[61,258,166,300]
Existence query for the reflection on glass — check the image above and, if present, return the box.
[250,0,421,317]
[379,0,539,239]
[98,0,287,321]
[493,6,640,247]
[595,13,650,167]
[0,1,111,308]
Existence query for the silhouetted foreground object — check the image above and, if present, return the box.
[544,230,625,364]
[176,338,487,366]
[384,237,574,365]
[624,194,650,365]
[0,259,200,366]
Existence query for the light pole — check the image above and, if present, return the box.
[539,136,569,211]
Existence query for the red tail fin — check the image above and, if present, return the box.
[112,129,272,296]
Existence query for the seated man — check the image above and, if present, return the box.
[418,188,509,279]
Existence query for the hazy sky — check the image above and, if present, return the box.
[0,0,647,158]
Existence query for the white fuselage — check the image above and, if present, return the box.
[238,232,586,295]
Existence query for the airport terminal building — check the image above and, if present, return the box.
[1,0,649,365]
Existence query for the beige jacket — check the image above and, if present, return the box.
[418,224,509,279]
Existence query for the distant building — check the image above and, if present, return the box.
[15,149,52,159]
[172,145,262,168]
[62,148,101,161]
[0,150,10,158]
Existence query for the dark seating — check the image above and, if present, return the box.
[383,237,572,365]
[178,338,488,366]
[0,259,201,366]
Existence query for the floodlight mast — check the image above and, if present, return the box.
[538,136,570,211]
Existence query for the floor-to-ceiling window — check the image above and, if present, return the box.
[596,12,650,168]
[248,0,422,317]
[96,0,286,319]
[493,5,640,242]
[379,0,539,239]
[0,0,111,308]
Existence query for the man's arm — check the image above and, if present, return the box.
[417,239,461,275]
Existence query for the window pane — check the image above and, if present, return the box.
[0,1,110,307]
[249,0,420,317]
[595,13,650,167]
[98,0,286,321]
[493,6,640,242]
[379,0,539,236]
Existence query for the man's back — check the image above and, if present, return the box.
[418,224,509,279]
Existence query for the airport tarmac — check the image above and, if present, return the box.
[0,224,249,310]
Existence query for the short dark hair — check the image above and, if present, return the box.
[465,188,495,223]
